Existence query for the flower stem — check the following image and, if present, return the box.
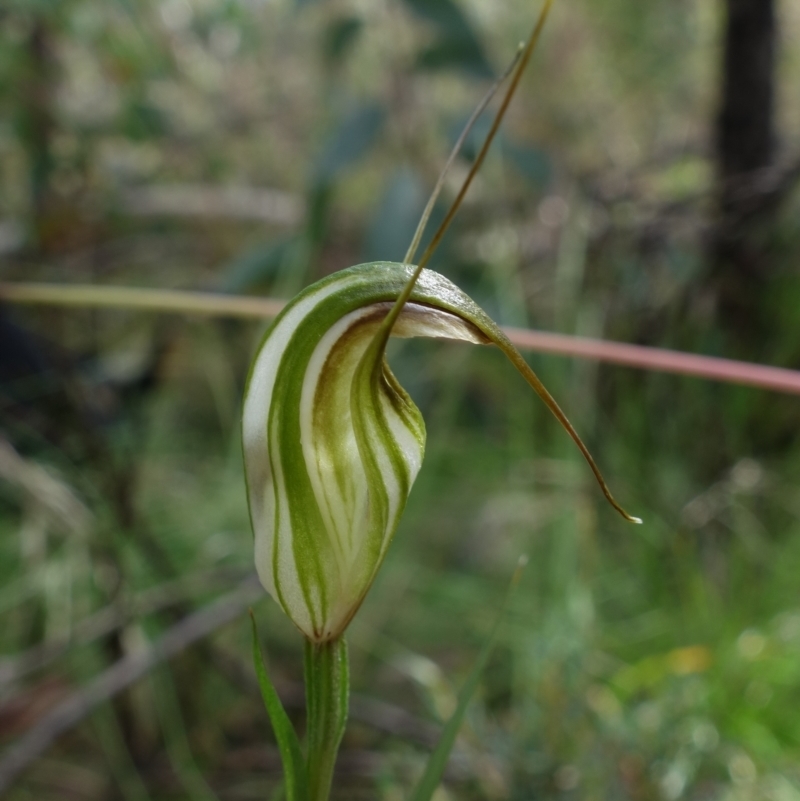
[304,637,349,801]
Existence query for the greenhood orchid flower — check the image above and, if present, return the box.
[243,261,639,644]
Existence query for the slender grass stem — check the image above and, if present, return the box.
[3,282,800,396]
[0,282,285,318]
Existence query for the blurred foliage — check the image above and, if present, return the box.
[1,0,800,799]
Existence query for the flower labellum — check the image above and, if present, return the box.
[243,261,639,644]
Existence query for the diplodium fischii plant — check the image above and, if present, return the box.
[243,2,640,799]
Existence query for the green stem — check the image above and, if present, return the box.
[304,637,349,801]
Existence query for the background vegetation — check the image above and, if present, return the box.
[1,0,800,798]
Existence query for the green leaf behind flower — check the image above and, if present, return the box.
[249,612,309,801]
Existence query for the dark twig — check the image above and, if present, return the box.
[0,566,250,690]
[0,576,262,795]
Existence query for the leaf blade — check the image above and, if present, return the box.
[249,612,309,801]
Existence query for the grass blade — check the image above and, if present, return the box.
[250,611,309,801]
[409,557,527,801]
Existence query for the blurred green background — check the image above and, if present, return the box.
[1,0,800,798]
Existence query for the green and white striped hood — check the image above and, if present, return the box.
[243,262,505,642]
[243,261,636,643]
